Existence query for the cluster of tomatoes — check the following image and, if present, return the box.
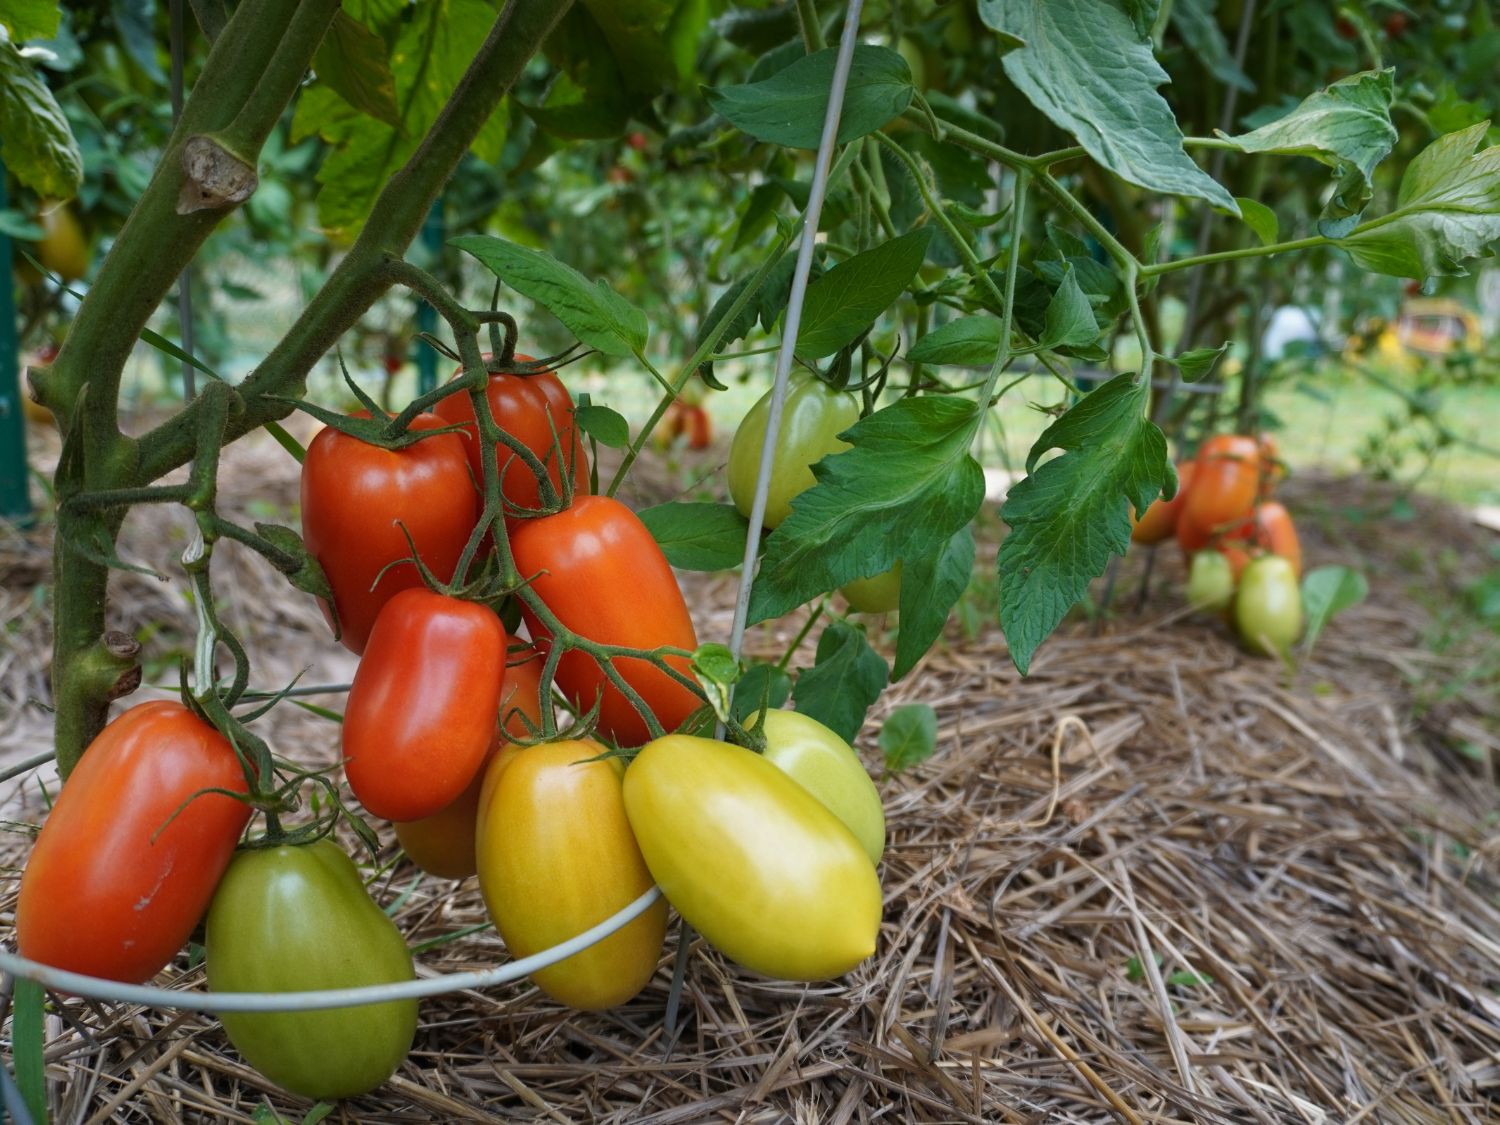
[1132,433,1305,656]
[17,354,888,1103]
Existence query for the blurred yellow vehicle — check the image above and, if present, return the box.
[1346,298,1483,368]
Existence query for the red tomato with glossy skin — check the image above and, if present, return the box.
[511,495,700,747]
[18,702,251,982]
[395,647,547,878]
[343,589,508,822]
[1181,435,1260,541]
[1132,461,1196,545]
[301,414,478,654]
[433,356,590,522]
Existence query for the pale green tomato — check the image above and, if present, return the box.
[840,563,902,614]
[1234,555,1304,657]
[759,709,884,864]
[1186,550,1234,612]
[727,374,860,529]
[623,735,882,981]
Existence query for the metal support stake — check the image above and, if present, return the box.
[0,162,35,525]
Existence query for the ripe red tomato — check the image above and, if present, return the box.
[1131,460,1196,545]
[343,589,508,822]
[510,495,701,747]
[433,356,590,523]
[18,702,251,982]
[395,646,547,878]
[1180,434,1260,542]
[301,414,478,654]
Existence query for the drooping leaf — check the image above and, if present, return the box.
[574,403,630,448]
[977,0,1237,213]
[1171,0,1253,93]
[1336,122,1500,279]
[705,44,914,150]
[451,236,648,357]
[998,374,1173,674]
[1,0,59,40]
[1231,196,1279,245]
[1037,265,1100,350]
[695,250,795,385]
[907,316,1003,366]
[748,397,985,623]
[793,620,889,742]
[579,0,705,97]
[1172,342,1229,383]
[532,6,630,138]
[1217,69,1396,232]
[1301,565,1368,653]
[879,703,938,772]
[893,526,975,680]
[797,228,932,358]
[638,501,754,571]
[0,40,82,198]
[313,9,400,126]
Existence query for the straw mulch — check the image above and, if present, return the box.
[2,423,1499,1123]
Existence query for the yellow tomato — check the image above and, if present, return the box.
[759,709,884,864]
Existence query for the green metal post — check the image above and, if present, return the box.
[413,200,444,394]
[0,161,35,526]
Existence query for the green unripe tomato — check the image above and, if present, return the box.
[1185,550,1234,612]
[728,374,860,529]
[840,563,902,614]
[205,841,418,1101]
[1234,555,1303,658]
[759,709,885,864]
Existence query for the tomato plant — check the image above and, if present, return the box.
[432,356,590,521]
[17,701,250,983]
[476,739,666,1009]
[510,496,700,746]
[840,564,902,615]
[300,414,478,654]
[343,588,508,822]
[206,840,418,1101]
[727,373,860,529]
[623,734,882,981]
[1235,556,1305,658]
[758,709,885,864]
[395,646,547,879]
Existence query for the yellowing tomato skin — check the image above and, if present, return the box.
[758,710,885,864]
[623,735,882,981]
[476,740,665,1010]
[1234,555,1304,657]
[840,563,902,614]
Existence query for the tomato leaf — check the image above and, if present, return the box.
[793,621,889,742]
[796,228,933,359]
[691,643,741,724]
[1336,123,1500,279]
[0,40,82,198]
[11,978,45,1123]
[1231,196,1279,245]
[1300,565,1368,654]
[1171,0,1253,93]
[893,526,975,681]
[313,9,400,127]
[451,236,649,357]
[695,250,795,386]
[1217,70,1396,233]
[1171,342,1229,383]
[977,0,1237,213]
[748,397,985,623]
[705,44,914,150]
[639,501,755,571]
[1,0,59,40]
[732,662,793,722]
[1037,265,1099,350]
[998,374,1173,675]
[574,403,630,448]
[906,316,1003,366]
[879,704,938,773]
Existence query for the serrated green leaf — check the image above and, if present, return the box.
[879,703,938,772]
[1171,0,1253,93]
[797,228,932,358]
[1173,342,1229,383]
[893,526,974,680]
[998,374,1173,674]
[907,316,1003,366]
[1301,565,1368,653]
[1217,70,1395,230]
[451,236,648,356]
[793,620,888,742]
[638,501,753,571]
[705,44,914,150]
[977,0,1236,213]
[748,397,985,623]
[0,40,82,198]
[731,661,792,722]
[1231,196,1279,245]
[1038,265,1099,350]
[1336,123,1500,279]
[1,0,59,39]
[574,403,630,448]
[314,9,400,127]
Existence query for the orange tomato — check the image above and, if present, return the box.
[1131,461,1196,545]
[1178,434,1260,550]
